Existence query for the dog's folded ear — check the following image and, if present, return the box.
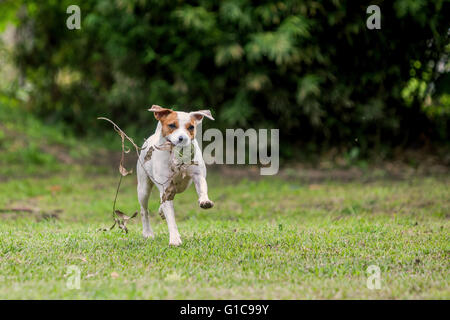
[148,105,173,120]
[190,110,215,122]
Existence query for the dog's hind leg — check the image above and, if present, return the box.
[158,205,165,220]
[137,172,154,239]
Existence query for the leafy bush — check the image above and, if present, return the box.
[1,0,449,158]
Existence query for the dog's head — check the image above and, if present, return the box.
[148,105,214,146]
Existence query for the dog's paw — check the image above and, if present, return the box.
[142,230,155,239]
[169,234,182,246]
[199,199,214,209]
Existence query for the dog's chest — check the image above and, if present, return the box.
[150,150,192,193]
[171,169,192,193]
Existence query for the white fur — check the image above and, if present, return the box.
[164,111,192,146]
[136,111,213,246]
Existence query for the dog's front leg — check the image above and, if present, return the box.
[192,173,214,209]
[160,199,182,246]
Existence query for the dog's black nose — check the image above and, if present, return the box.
[178,136,184,142]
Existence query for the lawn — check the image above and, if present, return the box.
[0,167,448,299]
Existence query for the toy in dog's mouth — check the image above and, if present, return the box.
[173,143,196,165]
[155,140,174,151]
[154,141,196,165]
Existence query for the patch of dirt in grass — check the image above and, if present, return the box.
[209,151,449,184]
[0,198,63,221]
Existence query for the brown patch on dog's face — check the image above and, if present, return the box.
[185,118,196,139]
[160,112,179,137]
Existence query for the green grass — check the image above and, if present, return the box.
[0,168,448,299]
[0,100,131,177]
[0,100,448,299]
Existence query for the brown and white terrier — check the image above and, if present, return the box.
[137,105,214,246]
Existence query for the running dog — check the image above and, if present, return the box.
[137,105,214,246]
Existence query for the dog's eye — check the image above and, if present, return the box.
[168,123,177,129]
[188,125,194,131]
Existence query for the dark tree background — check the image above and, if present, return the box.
[1,0,449,159]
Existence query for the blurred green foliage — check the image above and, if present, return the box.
[1,0,449,159]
